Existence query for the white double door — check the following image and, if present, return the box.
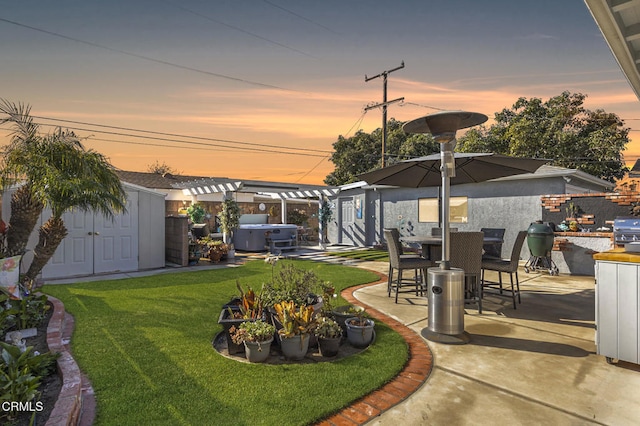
[41,192,139,279]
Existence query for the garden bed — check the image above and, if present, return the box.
[4,303,61,426]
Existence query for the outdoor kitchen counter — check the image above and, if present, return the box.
[593,247,640,264]
[551,232,613,275]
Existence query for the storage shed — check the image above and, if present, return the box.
[2,181,166,280]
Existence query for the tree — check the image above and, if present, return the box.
[0,99,127,284]
[325,118,438,186]
[456,92,630,182]
[147,160,179,175]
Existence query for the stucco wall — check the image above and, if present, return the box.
[328,176,570,261]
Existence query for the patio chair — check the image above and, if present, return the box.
[481,230,528,309]
[480,227,505,259]
[384,229,433,303]
[449,232,484,313]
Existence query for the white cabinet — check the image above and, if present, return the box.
[595,260,640,364]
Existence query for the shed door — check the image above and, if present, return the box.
[339,198,355,245]
[41,191,139,279]
[94,192,139,274]
[43,210,95,278]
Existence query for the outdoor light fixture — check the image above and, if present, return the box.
[403,111,487,344]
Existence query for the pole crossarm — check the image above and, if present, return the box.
[364,97,405,112]
[364,61,405,168]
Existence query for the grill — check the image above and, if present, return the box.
[613,217,640,245]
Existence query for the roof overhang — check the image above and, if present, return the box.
[585,0,640,100]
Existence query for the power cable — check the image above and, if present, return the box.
[261,0,338,34]
[295,155,331,183]
[30,115,332,154]
[0,17,300,92]
[84,136,326,157]
[162,0,316,58]
[29,122,327,157]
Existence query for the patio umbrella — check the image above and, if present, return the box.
[359,152,547,188]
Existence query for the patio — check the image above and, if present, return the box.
[344,258,640,425]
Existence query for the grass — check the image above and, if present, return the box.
[44,259,408,426]
[325,249,389,262]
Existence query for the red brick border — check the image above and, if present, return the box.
[315,272,433,426]
[43,270,432,426]
[45,295,83,426]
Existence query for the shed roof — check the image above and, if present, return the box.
[114,170,339,199]
[115,170,209,190]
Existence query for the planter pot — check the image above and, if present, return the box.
[317,336,341,357]
[218,308,254,355]
[345,317,375,348]
[331,305,364,334]
[210,251,224,263]
[279,333,310,360]
[244,337,273,363]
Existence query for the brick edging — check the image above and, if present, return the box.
[44,295,83,426]
[316,272,434,426]
[42,270,432,426]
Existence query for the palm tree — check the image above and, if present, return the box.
[0,101,44,257]
[0,99,127,284]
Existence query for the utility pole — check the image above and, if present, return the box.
[365,61,405,168]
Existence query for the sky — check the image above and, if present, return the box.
[1,0,639,185]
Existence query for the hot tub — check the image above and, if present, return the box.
[233,224,298,252]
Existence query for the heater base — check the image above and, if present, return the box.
[421,328,471,345]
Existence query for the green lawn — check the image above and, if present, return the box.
[44,260,408,426]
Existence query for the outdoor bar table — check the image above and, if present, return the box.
[401,234,503,261]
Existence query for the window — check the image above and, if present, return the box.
[418,197,468,223]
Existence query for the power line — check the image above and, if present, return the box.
[84,137,326,157]
[261,0,338,34]
[0,17,300,92]
[163,0,316,58]
[295,155,331,183]
[30,115,332,154]
[28,121,328,157]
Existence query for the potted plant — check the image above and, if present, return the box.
[331,304,364,334]
[261,263,323,312]
[318,196,334,249]
[186,203,206,223]
[217,282,261,354]
[345,308,375,348]
[207,240,229,263]
[230,320,276,363]
[314,316,342,357]
[273,300,317,360]
[219,197,240,259]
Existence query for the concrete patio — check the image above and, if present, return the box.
[347,260,640,425]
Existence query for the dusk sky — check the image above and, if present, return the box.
[1,0,638,185]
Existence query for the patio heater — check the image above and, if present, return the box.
[403,111,487,344]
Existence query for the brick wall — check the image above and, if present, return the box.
[541,192,640,230]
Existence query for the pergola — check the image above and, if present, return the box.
[172,177,340,226]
